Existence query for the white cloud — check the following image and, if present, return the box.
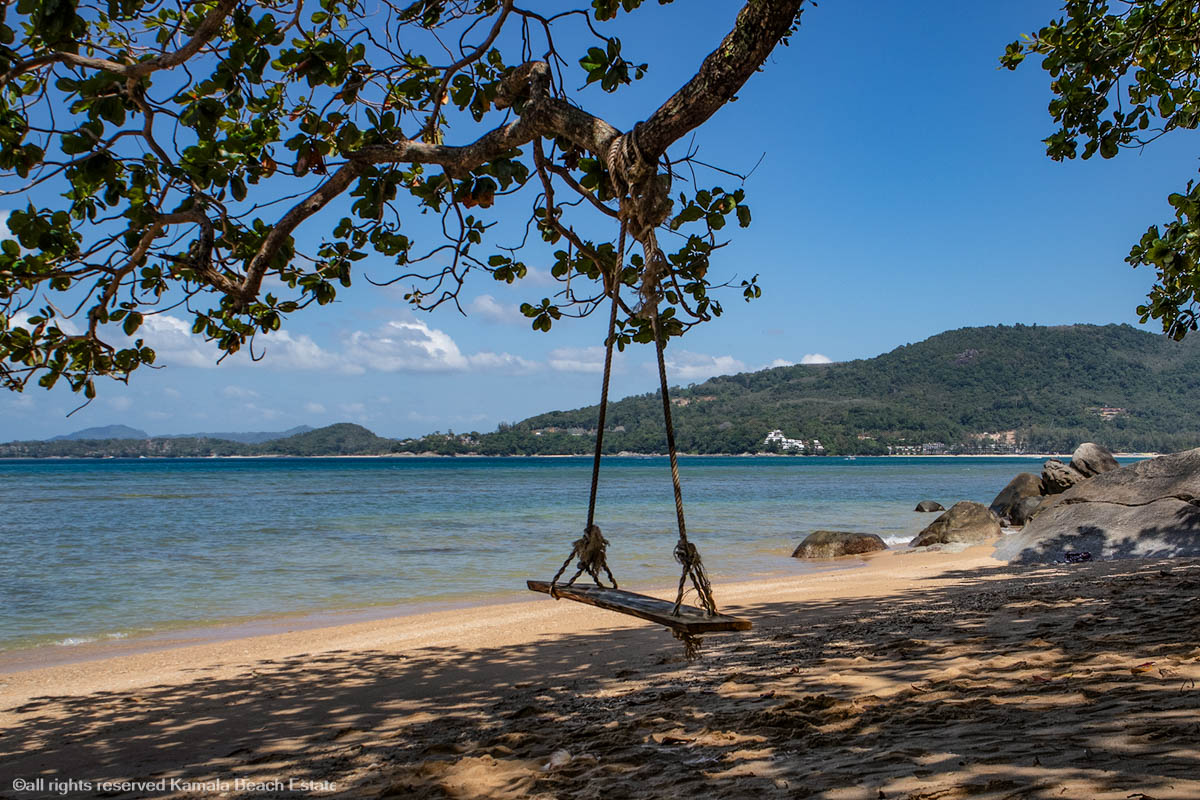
[107,396,133,411]
[664,350,747,381]
[251,330,337,371]
[304,402,326,414]
[163,387,182,399]
[344,319,468,372]
[222,386,259,399]
[468,294,525,325]
[800,353,833,365]
[468,351,538,371]
[548,346,608,373]
[0,210,10,240]
[766,358,795,368]
[343,318,533,374]
[139,314,220,368]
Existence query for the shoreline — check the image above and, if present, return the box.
[0,544,986,701]
[0,558,861,675]
[0,452,1160,461]
[4,544,1198,799]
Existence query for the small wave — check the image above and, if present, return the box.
[53,631,127,647]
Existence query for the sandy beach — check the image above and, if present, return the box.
[1,544,1198,800]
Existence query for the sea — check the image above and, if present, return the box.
[0,455,1085,653]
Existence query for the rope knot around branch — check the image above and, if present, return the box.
[605,126,673,251]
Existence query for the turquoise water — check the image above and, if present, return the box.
[0,456,1059,651]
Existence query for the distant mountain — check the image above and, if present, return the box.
[161,425,315,444]
[399,323,1200,456]
[3,423,394,458]
[264,423,394,455]
[49,425,149,441]
[11,324,1200,459]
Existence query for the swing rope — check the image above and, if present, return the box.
[548,221,625,595]
[549,128,720,656]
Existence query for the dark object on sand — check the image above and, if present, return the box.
[915,500,945,512]
[1063,551,1092,563]
[791,530,888,559]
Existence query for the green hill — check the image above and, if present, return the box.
[0,424,390,458]
[425,323,1200,455]
[262,423,393,455]
[5,324,1200,458]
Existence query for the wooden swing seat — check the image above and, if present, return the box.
[527,580,752,635]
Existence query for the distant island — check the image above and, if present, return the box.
[3,323,1199,458]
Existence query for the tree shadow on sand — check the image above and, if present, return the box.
[1,558,1198,800]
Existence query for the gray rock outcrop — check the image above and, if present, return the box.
[911,501,1003,547]
[915,500,945,512]
[1070,442,1120,478]
[1009,495,1045,526]
[989,473,1042,523]
[792,530,888,559]
[1042,459,1084,495]
[994,447,1200,562]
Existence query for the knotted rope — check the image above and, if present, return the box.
[549,126,720,659]
[549,218,626,596]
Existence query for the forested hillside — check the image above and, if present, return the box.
[461,324,1200,455]
[5,325,1198,458]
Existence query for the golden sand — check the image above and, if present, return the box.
[1,544,1198,799]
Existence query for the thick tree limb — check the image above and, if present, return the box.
[638,0,805,157]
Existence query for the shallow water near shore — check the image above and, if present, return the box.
[0,455,1100,652]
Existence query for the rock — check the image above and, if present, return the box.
[1070,442,1120,478]
[792,530,888,559]
[914,500,945,512]
[1009,495,1044,526]
[910,501,1003,547]
[994,447,1200,563]
[1041,459,1085,495]
[988,473,1042,522]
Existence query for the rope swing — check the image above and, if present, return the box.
[528,127,750,659]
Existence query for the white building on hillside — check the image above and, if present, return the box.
[764,429,806,453]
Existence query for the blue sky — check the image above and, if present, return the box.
[2,0,1193,440]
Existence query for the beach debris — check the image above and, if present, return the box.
[1063,551,1092,563]
[1131,662,1156,675]
[543,749,573,770]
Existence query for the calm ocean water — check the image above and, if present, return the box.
[0,455,1063,651]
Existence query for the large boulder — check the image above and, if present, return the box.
[1009,495,1045,526]
[910,501,1003,547]
[915,500,945,512]
[1070,442,1120,478]
[1041,459,1084,495]
[988,473,1042,523]
[792,530,887,559]
[994,448,1200,563]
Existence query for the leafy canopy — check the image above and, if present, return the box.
[1002,0,1200,340]
[0,0,805,398]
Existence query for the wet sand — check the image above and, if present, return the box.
[1,544,1197,799]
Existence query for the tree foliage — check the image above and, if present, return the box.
[1002,0,1200,340]
[0,0,805,397]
